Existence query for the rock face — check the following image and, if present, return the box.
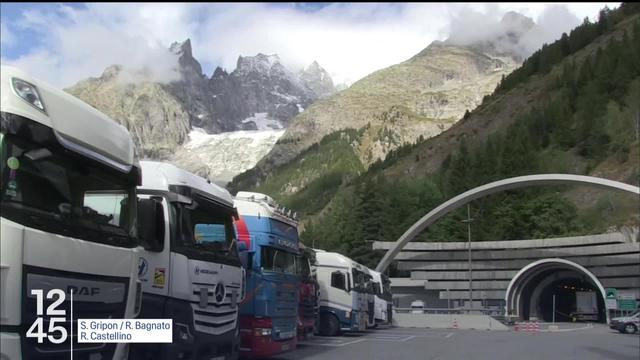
[66,40,336,179]
[247,40,518,179]
[166,39,224,133]
[232,12,544,191]
[66,65,191,159]
[209,54,335,129]
[299,61,336,99]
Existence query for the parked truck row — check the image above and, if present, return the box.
[0,66,393,360]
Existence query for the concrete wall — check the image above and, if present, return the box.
[392,313,509,331]
[381,230,640,308]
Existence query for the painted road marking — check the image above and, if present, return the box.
[303,332,454,347]
[539,323,594,332]
[309,339,367,347]
[362,331,456,338]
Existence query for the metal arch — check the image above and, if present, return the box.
[503,258,609,323]
[375,174,639,272]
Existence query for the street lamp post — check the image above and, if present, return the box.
[461,204,474,313]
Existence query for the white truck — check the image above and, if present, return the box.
[314,251,369,336]
[572,291,598,322]
[132,161,245,360]
[0,66,142,359]
[370,270,392,325]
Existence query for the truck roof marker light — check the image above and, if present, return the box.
[11,78,46,114]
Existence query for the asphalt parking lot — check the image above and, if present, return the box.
[269,324,639,360]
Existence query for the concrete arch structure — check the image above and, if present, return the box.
[504,258,609,322]
[375,174,639,272]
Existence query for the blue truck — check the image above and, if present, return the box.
[233,192,300,358]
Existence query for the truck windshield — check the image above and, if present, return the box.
[171,194,240,265]
[0,118,137,248]
[269,218,299,241]
[261,246,298,275]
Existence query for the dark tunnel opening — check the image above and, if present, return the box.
[518,268,605,323]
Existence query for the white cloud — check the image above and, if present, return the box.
[0,3,620,88]
[0,22,15,47]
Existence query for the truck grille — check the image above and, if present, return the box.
[272,317,296,340]
[191,284,239,335]
[275,289,298,316]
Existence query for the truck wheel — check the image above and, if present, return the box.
[327,315,340,336]
[320,314,340,336]
[623,323,637,334]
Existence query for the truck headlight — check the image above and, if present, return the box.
[254,328,272,337]
[11,78,46,113]
[345,310,351,319]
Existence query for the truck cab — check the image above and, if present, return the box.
[314,251,369,336]
[132,161,244,360]
[1,66,142,359]
[233,192,301,358]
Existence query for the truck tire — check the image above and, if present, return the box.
[320,314,340,336]
[623,323,637,334]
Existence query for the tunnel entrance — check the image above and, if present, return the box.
[505,259,608,323]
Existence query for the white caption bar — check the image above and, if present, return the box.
[77,319,173,343]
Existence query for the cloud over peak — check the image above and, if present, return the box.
[0,3,619,88]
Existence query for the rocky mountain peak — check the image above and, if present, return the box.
[445,11,536,61]
[100,64,123,80]
[212,66,228,79]
[169,38,203,79]
[299,60,336,99]
[236,53,283,74]
[500,11,535,33]
[170,39,193,58]
[498,12,535,50]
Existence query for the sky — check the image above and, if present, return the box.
[0,3,620,88]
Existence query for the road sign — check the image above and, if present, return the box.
[605,298,618,310]
[618,299,637,311]
[605,288,617,299]
[618,291,635,300]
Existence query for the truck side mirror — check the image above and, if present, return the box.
[238,243,253,272]
[137,198,164,252]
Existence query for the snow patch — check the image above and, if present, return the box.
[175,127,285,183]
[241,112,284,130]
[297,104,304,113]
[186,127,285,150]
